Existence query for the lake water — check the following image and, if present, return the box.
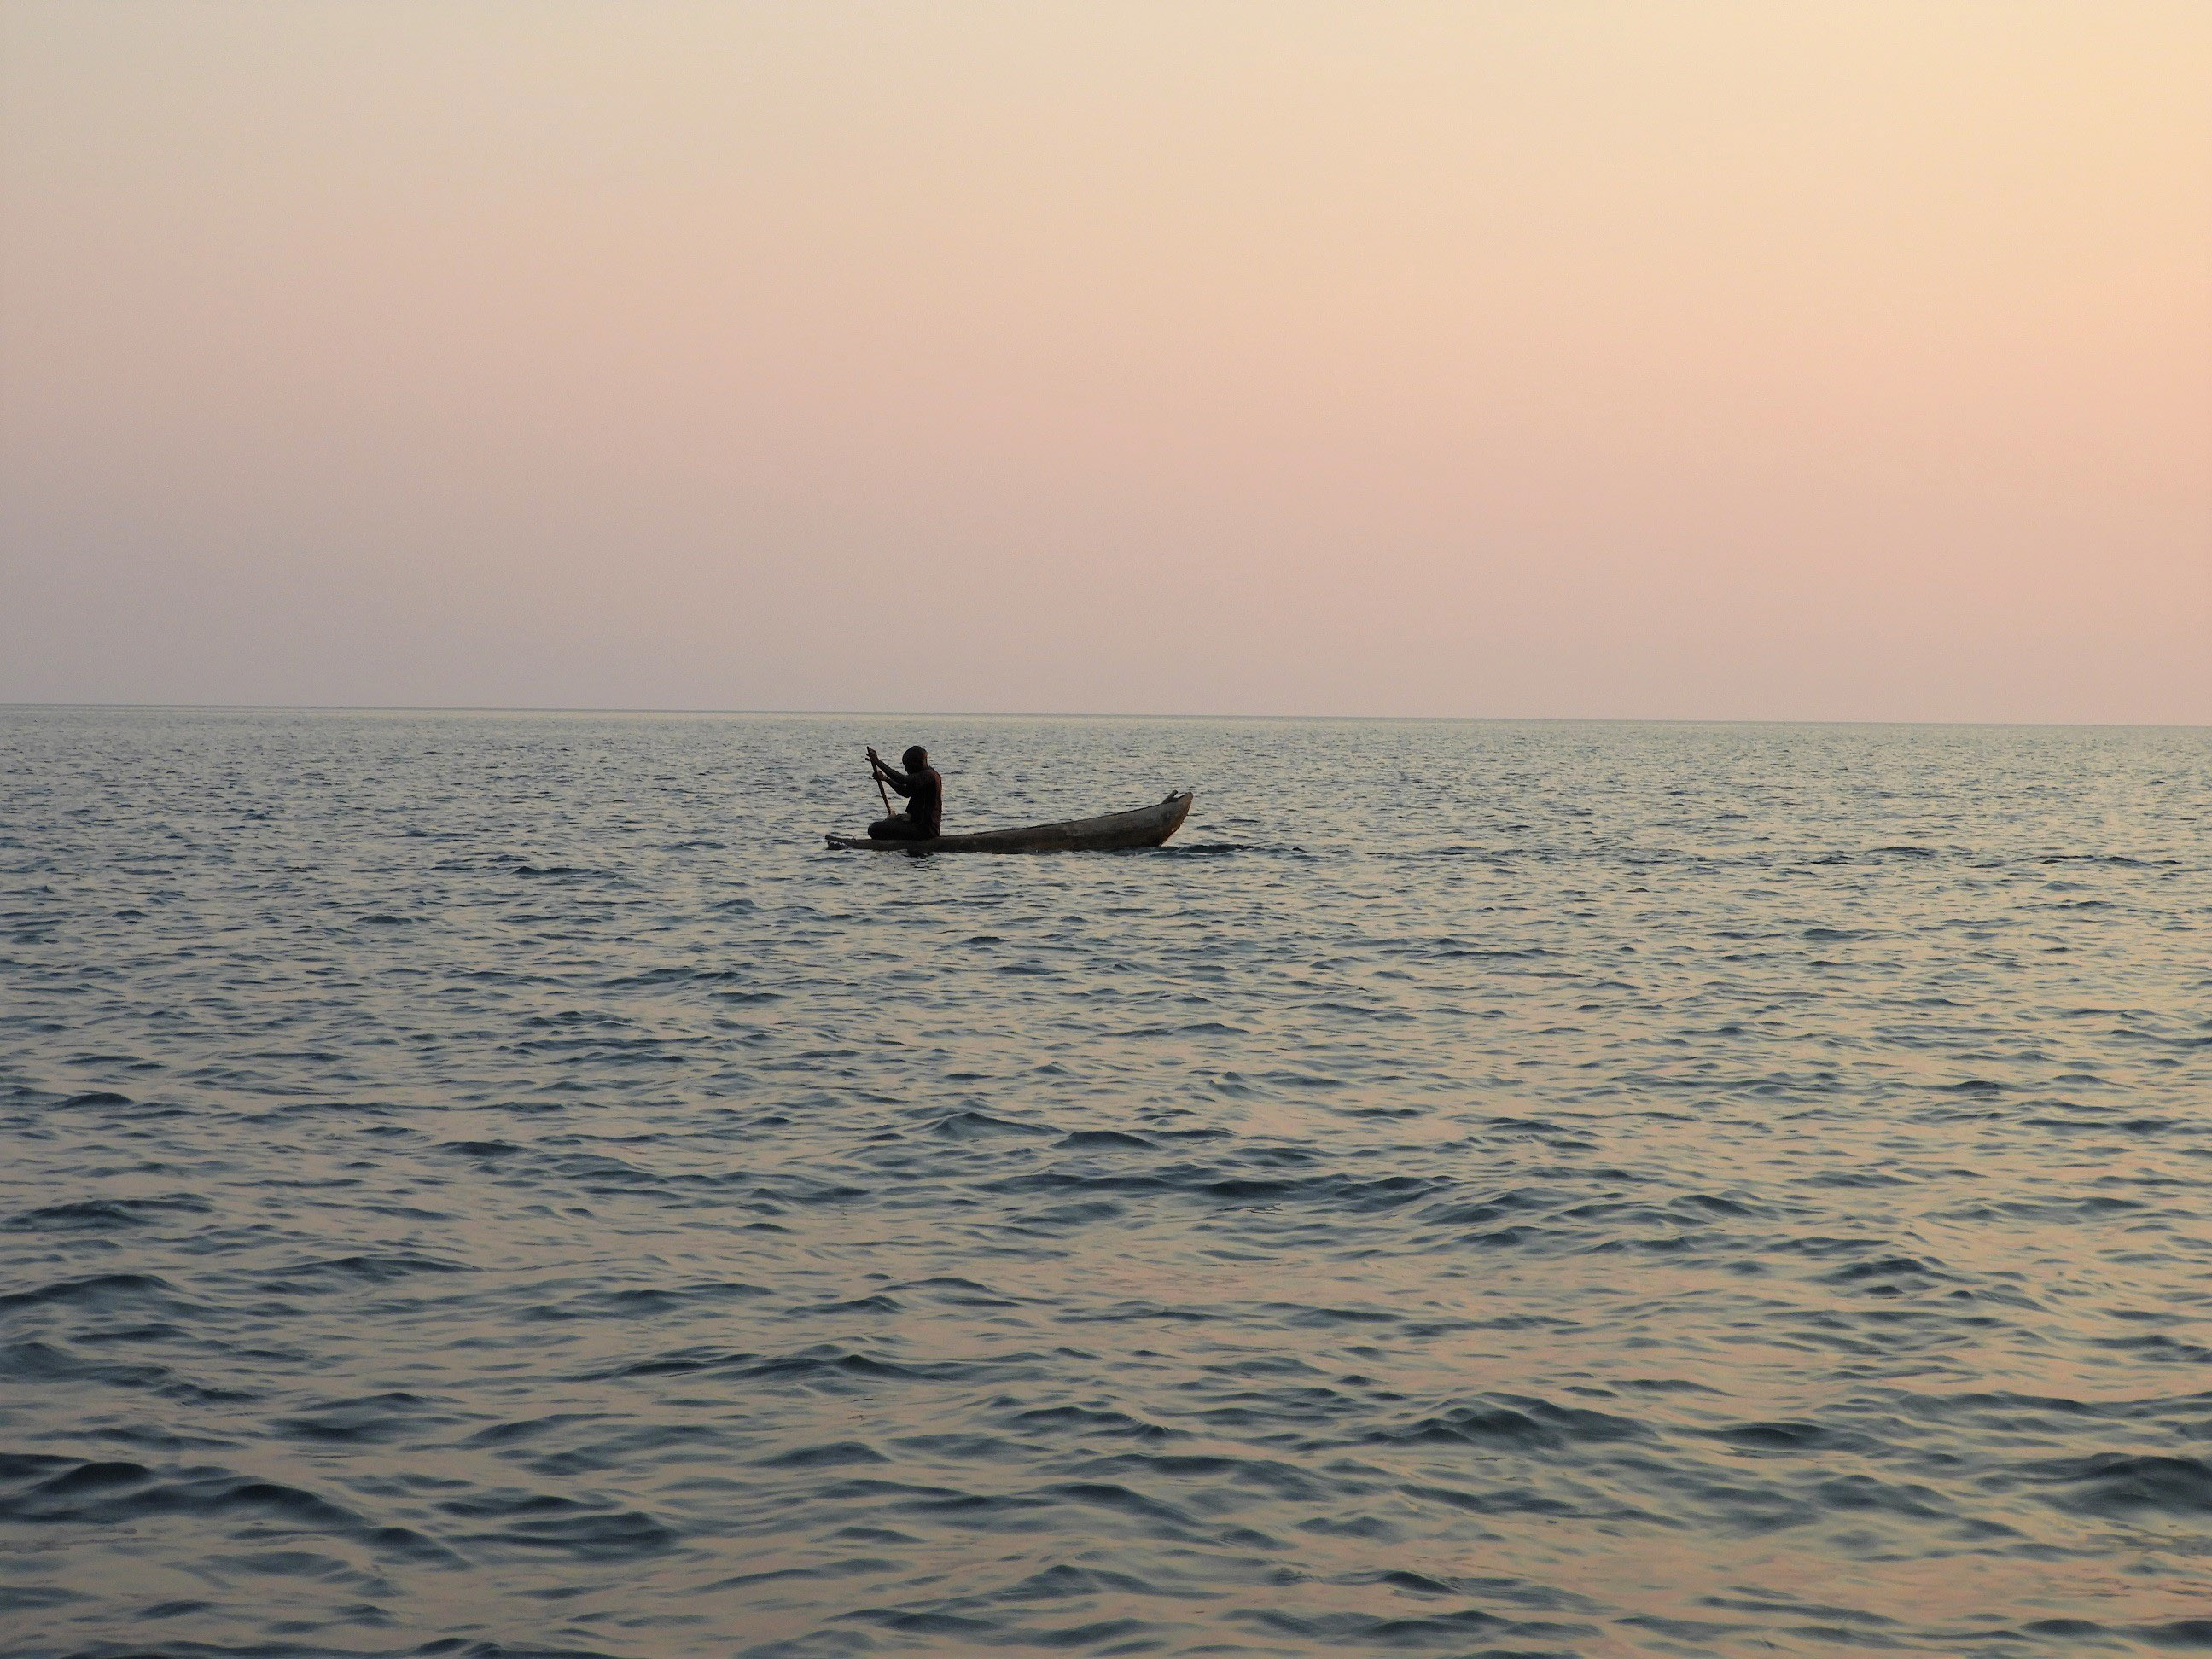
[3,707,2209,1658]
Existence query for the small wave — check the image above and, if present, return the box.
[788,1294,905,1317]
[759,1441,889,1468]
[2040,853,2170,867]
[435,1492,678,1558]
[1058,1128,1155,1149]
[2020,1453,2212,1516]
[929,1110,1052,1139]
[1004,1404,1175,1441]
[1233,1604,1595,1646]
[1696,1420,1849,1452]
[258,1253,474,1287]
[5,1195,210,1231]
[273,1392,446,1445]
[602,966,750,987]
[0,1272,178,1313]
[0,1455,458,1560]
[593,1342,1052,1386]
[0,1341,253,1403]
[987,1167,1447,1213]
[1819,1254,1952,1286]
[532,1283,771,1322]
[1371,1395,1649,1452]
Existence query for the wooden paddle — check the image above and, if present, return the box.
[870,750,893,819]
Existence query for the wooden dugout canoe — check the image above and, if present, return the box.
[825,790,1195,854]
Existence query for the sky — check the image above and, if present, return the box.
[2,2,2207,722]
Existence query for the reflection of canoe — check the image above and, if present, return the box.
[826,791,1194,854]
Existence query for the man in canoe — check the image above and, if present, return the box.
[867,745,942,841]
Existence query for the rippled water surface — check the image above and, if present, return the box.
[4,708,2210,1658]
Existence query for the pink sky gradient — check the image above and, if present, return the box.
[3,2,2207,720]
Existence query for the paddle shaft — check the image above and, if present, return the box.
[872,760,893,818]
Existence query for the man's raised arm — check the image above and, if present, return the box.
[867,748,914,796]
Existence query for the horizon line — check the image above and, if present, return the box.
[2,699,2205,732]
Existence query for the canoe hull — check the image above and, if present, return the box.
[826,790,1194,854]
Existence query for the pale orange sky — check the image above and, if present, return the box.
[3,1,2207,719]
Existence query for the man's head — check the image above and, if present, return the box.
[903,746,928,771]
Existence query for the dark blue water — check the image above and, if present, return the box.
[4,708,2210,1657]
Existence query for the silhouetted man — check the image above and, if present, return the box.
[867,745,942,841]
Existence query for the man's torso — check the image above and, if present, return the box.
[908,766,943,833]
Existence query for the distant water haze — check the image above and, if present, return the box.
[2,2,2207,721]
